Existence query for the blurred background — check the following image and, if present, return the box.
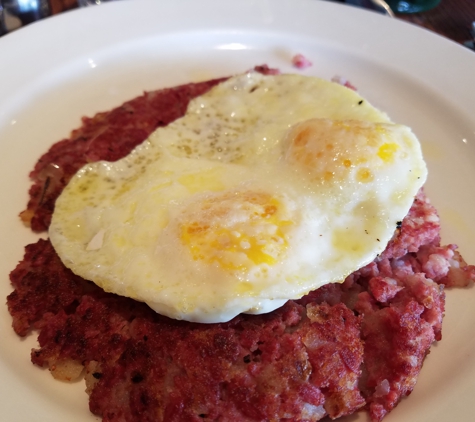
[0,0,474,49]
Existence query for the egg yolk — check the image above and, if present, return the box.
[377,142,400,163]
[180,191,291,271]
[285,119,401,186]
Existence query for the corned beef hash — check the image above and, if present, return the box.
[7,67,475,422]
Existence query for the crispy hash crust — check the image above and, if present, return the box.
[9,69,475,421]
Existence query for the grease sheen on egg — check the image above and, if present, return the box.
[49,73,427,323]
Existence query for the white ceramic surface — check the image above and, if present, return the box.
[0,1,474,421]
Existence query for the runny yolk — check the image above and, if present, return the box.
[180,192,291,271]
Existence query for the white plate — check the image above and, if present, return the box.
[0,0,474,421]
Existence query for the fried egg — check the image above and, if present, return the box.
[49,73,427,323]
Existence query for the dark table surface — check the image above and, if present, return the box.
[396,0,475,46]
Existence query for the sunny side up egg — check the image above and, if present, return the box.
[49,72,427,323]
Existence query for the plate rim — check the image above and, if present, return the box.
[1,1,474,422]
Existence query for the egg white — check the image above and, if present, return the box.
[49,73,427,322]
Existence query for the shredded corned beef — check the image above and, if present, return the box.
[9,239,365,421]
[8,191,474,421]
[292,54,313,69]
[7,70,475,422]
